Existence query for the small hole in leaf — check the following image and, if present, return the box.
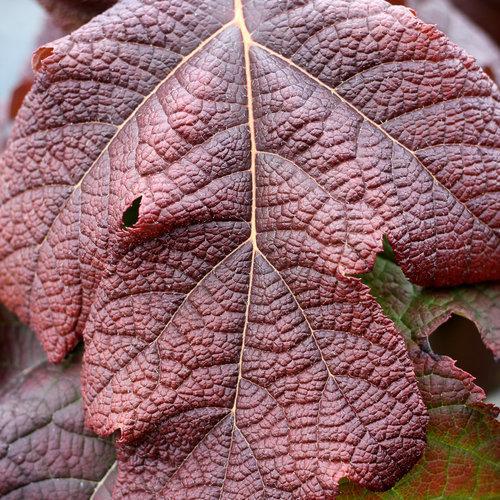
[430,315,500,398]
[122,196,142,228]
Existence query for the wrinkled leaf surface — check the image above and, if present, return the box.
[1,0,499,496]
[0,306,115,499]
[339,255,500,498]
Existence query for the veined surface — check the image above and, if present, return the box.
[1,0,499,497]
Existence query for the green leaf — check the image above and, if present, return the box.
[362,254,499,359]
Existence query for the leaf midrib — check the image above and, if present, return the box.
[87,0,424,458]
[31,0,487,472]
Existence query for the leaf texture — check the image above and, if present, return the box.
[0,306,116,499]
[407,0,500,84]
[360,253,500,406]
[0,0,499,496]
[91,463,118,500]
[0,307,45,392]
[338,255,500,498]
[339,404,499,499]
[2,17,68,138]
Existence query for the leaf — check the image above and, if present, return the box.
[0,17,67,152]
[339,404,500,499]
[338,255,500,498]
[91,462,118,500]
[360,251,499,409]
[0,103,9,154]
[407,0,500,84]
[0,306,45,392]
[13,18,68,114]
[0,0,499,495]
[37,0,117,31]
[359,251,499,409]
[0,306,116,499]
[363,251,500,359]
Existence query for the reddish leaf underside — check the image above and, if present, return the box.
[0,306,116,499]
[339,404,500,499]
[0,0,499,497]
[3,18,68,134]
[406,0,500,84]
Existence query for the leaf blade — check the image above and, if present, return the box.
[1,0,499,496]
[0,306,116,499]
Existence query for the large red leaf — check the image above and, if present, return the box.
[1,0,499,496]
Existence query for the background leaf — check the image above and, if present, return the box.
[36,0,117,31]
[0,306,116,499]
[338,254,500,498]
[339,403,499,499]
[362,250,499,359]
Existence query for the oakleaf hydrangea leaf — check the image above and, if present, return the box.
[1,0,499,496]
[338,254,499,498]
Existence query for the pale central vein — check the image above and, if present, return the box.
[231,0,257,417]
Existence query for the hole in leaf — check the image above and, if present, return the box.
[430,315,500,396]
[122,196,142,228]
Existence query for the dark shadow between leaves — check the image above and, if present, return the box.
[430,314,500,396]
